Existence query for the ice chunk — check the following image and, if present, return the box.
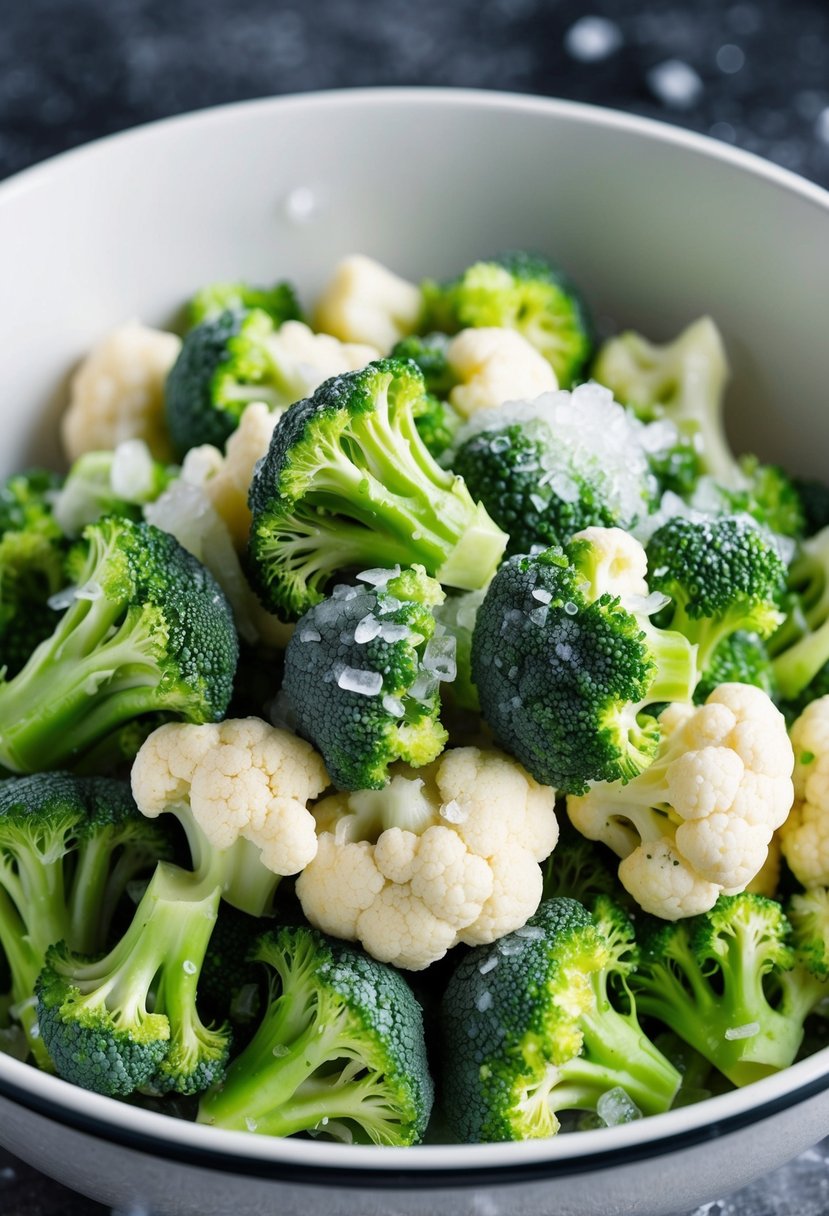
[382,694,405,718]
[422,635,457,681]
[379,621,412,643]
[530,606,549,626]
[514,925,544,940]
[440,799,468,824]
[299,625,321,643]
[409,671,439,703]
[596,1086,642,1126]
[48,585,77,611]
[332,583,360,600]
[532,588,552,604]
[476,990,493,1013]
[625,591,671,617]
[478,954,499,976]
[357,565,400,586]
[337,667,383,696]
[182,959,197,976]
[724,1022,760,1041]
[354,614,382,644]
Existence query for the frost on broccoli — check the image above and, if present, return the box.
[440,896,680,1142]
[647,515,786,674]
[421,252,593,387]
[281,567,450,790]
[247,358,508,621]
[472,528,697,794]
[0,517,238,774]
[198,925,433,1144]
[450,385,660,555]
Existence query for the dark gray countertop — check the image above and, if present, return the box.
[1,0,829,1211]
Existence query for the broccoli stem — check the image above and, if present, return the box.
[561,1003,681,1115]
[670,604,782,673]
[772,619,829,700]
[67,833,130,955]
[177,806,280,917]
[0,885,54,1068]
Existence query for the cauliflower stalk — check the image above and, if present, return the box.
[568,684,794,919]
[62,322,181,463]
[780,696,829,887]
[131,718,329,915]
[296,747,559,970]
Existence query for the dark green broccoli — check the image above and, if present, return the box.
[450,386,656,555]
[188,279,302,328]
[793,477,829,539]
[768,526,829,702]
[693,631,777,705]
[647,515,786,673]
[542,822,619,908]
[0,470,68,679]
[440,897,681,1142]
[37,859,230,1097]
[0,517,238,774]
[197,925,433,1144]
[390,333,457,398]
[165,308,310,455]
[646,434,702,500]
[247,358,507,621]
[0,773,170,1066]
[282,566,449,790]
[412,393,462,459]
[198,904,269,1031]
[631,893,829,1086]
[421,252,593,387]
[52,443,173,538]
[471,536,697,794]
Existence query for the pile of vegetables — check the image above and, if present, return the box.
[2,249,829,1147]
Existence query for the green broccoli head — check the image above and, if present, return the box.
[472,536,697,794]
[198,925,433,1145]
[647,515,786,672]
[647,434,702,500]
[421,252,593,387]
[788,888,829,980]
[440,896,680,1142]
[247,358,507,621]
[0,772,169,1064]
[450,385,658,555]
[282,566,449,790]
[52,442,173,539]
[0,470,63,537]
[691,460,805,541]
[693,631,777,705]
[166,307,310,456]
[631,893,824,1086]
[188,279,302,328]
[0,517,238,774]
[390,333,457,398]
[37,861,230,1097]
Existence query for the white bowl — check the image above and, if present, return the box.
[1,87,828,1216]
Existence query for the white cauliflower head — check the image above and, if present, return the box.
[780,696,829,888]
[313,255,423,352]
[131,719,329,914]
[568,685,794,919]
[62,322,181,463]
[445,327,557,419]
[296,746,559,970]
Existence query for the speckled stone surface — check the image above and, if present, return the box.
[2,0,829,1211]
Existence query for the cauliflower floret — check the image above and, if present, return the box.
[568,684,794,919]
[314,255,423,352]
[196,402,281,550]
[780,696,829,887]
[446,327,557,420]
[131,718,329,887]
[62,322,181,463]
[296,747,559,970]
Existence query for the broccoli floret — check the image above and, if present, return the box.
[0,773,169,1065]
[0,517,238,774]
[247,358,507,621]
[631,893,828,1086]
[282,566,449,790]
[421,252,593,387]
[188,279,302,328]
[53,442,173,538]
[166,308,311,455]
[450,386,658,555]
[37,860,230,1097]
[793,477,829,539]
[413,393,462,459]
[197,925,433,1144]
[440,896,680,1142]
[472,534,697,794]
[542,822,619,908]
[390,333,457,397]
[647,515,786,673]
[768,526,829,702]
[0,469,68,679]
[693,631,777,705]
[690,461,805,540]
[647,434,702,500]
